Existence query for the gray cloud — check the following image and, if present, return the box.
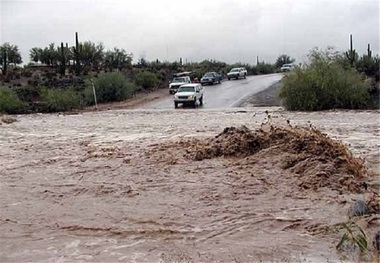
[2,0,379,65]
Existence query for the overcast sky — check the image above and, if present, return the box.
[1,0,379,65]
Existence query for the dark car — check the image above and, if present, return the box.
[200,72,222,85]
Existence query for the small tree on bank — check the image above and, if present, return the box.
[275,54,295,68]
[0,43,23,75]
[84,72,135,105]
[279,48,371,111]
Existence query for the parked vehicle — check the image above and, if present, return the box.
[280,64,295,72]
[227,67,247,80]
[173,83,204,108]
[169,76,191,94]
[200,72,222,85]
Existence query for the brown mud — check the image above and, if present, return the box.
[81,88,170,113]
[151,125,367,193]
[0,108,379,262]
[240,81,283,107]
[1,115,18,124]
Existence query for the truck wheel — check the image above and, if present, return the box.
[244,74,246,79]
[174,102,178,108]
[192,100,197,108]
[228,77,230,80]
[199,96,203,106]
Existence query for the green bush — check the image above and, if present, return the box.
[279,56,370,111]
[14,86,40,103]
[85,72,135,105]
[39,86,80,112]
[254,63,276,74]
[356,55,380,82]
[134,71,158,90]
[0,86,26,113]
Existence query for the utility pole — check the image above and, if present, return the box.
[90,79,98,111]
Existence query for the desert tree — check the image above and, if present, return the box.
[0,42,23,75]
[29,47,43,63]
[275,54,295,68]
[104,48,133,71]
[79,41,104,70]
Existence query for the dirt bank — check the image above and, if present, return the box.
[80,88,170,112]
[0,108,379,262]
[240,81,283,107]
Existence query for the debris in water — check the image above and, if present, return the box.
[347,200,370,218]
[154,125,367,192]
[1,115,17,124]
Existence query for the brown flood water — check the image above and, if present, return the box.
[0,108,379,262]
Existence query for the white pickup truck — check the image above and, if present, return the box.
[227,67,247,80]
[173,83,204,108]
[169,76,191,94]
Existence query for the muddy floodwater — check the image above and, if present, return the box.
[0,108,379,262]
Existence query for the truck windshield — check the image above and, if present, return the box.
[178,86,195,92]
[230,68,239,72]
[172,78,186,83]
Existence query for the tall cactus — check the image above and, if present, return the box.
[345,34,358,67]
[367,43,372,58]
[65,43,70,66]
[1,49,7,75]
[73,32,81,75]
[60,42,66,75]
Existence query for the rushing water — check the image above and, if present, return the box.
[0,108,379,262]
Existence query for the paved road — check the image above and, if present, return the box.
[143,73,283,109]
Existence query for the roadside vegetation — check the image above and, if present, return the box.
[84,72,135,105]
[1,32,378,113]
[39,87,81,112]
[0,32,287,114]
[0,86,26,114]
[280,36,379,111]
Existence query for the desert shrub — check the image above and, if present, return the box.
[275,54,295,68]
[254,63,276,74]
[14,86,41,103]
[134,71,158,90]
[280,51,370,111]
[0,86,26,113]
[84,71,135,105]
[38,86,80,112]
[356,55,380,82]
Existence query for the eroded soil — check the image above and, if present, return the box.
[0,108,379,262]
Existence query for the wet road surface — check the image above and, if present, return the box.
[143,74,283,109]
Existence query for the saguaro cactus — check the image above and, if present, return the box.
[1,49,7,75]
[60,42,66,75]
[367,44,372,58]
[65,43,70,66]
[345,34,358,67]
[73,32,81,75]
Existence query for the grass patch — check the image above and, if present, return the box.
[0,86,26,114]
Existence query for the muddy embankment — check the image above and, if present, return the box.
[239,81,283,107]
[0,109,379,262]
